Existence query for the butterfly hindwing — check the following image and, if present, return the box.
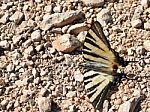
[84,70,114,110]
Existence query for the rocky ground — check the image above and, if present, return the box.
[0,0,150,112]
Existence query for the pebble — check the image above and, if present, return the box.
[6,63,15,72]
[32,68,39,78]
[131,19,142,28]
[37,96,51,112]
[127,47,135,56]
[141,0,149,8]
[31,30,41,42]
[67,23,88,35]
[9,11,24,24]
[24,46,34,55]
[74,69,83,82]
[44,5,53,13]
[0,13,9,24]
[136,46,145,55]
[0,40,10,49]
[23,39,32,48]
[143,40,150,51]
[39,88,48,97]
[144,22,150,30]
[52,34,80,53]
[53,5,62,13]
[97,8,112,26]
[82,0,104,7]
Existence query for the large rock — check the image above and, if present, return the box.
[52,34,80,53]
[40,11,85,31]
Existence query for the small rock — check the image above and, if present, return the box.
[77,31,87,43]
[1,99,8,108]
[66,91,76,98]
[23,39,32,48]
[0,40,10,49]
[34,77,41,84]
[131,19,142,28]
[37,96,51,112]
[0,13,9,24]
[82,0,104,7]
[1,4,9,10]
[53,5,62,13]
[52,34,80,53]
[39,88,48,97]
[20,94,28,103]
[144,22,150,30]
[127,47,135,56]
[67,23,89,35]
[7,63,15,72]
[24,46,34,55]
[97,8,112,26]
[74,69,83,82]
[133,5,143,19]
[49,47,56,54]
[31,30,41,42]
[36,44,43,52]
[32,68,39,78]
[12,35,22,45]
[69,105,76,112]
[9,11,24,24]
[44,5,53,13]
[143,40,150,51]
[141,0,149,8]
[114,98,122,105]
[35,0,41,3]
[118,96,142,112]
[136,46,145,55]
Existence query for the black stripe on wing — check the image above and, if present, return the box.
[83,50,108,61]
[84,35,105,51]
[91,21,111,49]
[93,83,111,110]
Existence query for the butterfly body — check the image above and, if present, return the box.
[82,21,127,110]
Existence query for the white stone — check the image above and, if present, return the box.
[97,9,112,26]
[131,19,142,28]
[0,40,10,49]
[31,30,41,42]
[144,22,150,30]
[82,0,104,7]
[143,40,150,51]
[9,11,24,24]
[37,96,51,112]
[52,34,80,53]
[7,63,15,72]
[0,13,9,24]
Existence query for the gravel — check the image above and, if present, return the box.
[0,0,150,112]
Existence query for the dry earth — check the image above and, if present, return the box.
[0,0,150,112]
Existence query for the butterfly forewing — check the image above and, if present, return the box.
[83,21,123,110]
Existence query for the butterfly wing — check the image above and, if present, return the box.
[83,21,121,71]
[84,70,114,110]
[82,21,123,110]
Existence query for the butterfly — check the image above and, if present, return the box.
[82,21,128,110]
